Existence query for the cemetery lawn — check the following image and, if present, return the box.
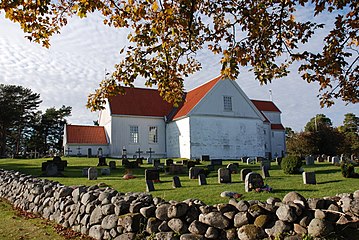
[0,157,358,206]
[0,198,91,240]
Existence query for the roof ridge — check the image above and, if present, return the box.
[187,75,222,93]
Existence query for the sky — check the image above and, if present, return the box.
[0,7,357,131]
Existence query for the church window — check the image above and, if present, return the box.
[130,126,139,143]
[149,126,158,143]
[223,96,232,111]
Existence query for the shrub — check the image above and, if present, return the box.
[281,156,302,174]
[341,162,359,178]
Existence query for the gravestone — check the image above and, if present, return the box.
[240,168,252,181]
[303,172,316,184]
[316,156,324,162]
[245,172,264,192]
[241,157,249,163]
[109,161,116,170]
[276,157,282,166]
[340,154,345,162]
[123,159,139,169]
[246,158,255,164]
[327,156,331,162]
[146,157,153,164]
[82,168,89,177]
[136,158,144,165]
[169,164,185,175]
[122,146,127,160]
[218,168,231,183]
[146,180,155,192]
[227,163,239,174]
[206,164,215,171]
[166,159,174,166]
[211,159,222,166]
[260,158,271,170]
[42,156,67,172]
[198,174,207,185]
[45,163,58,176]
[153,159,161,168]
[101,168,111,175]
[145,169,160,182]
[305,155,315,165]
[331,156,340,165]
[187,161,196,170]
[97,157,108,166]
[88,167,98,180]
[262,166,270,178]
[189,167,205,179]
[201,155,210,161]
[172,176,182,188]
[87,148,92,158]
[256,157,264,163]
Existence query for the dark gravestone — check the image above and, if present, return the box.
[88,167,98,180]
[109,161,116,170]
[187,161,196,170]
[145,169,160,182]
[262,166,270,178]
[331,156,340,165]
[45,163,58,176]
[256,157,264,163]
[87,148,92,158]
[189,167,204,179]
[240,168,252,181]
[169,165,185,175]
[82,168,89,177]
[98,157,107,166]
[245,172,264,192]
[211,159,222,166]
[123,159,139,169]
[198,174,207,185]
[182,159,188,165]
[276,157,282,166]
[201,155,210,161]
[146,180,155,192]
[303,172,316,184]
[42,156,67,172]
[241,157,249,163]
[136,158,144,165]
[218,168,231,183]
[206,165,215,171]
[246,158,255,164]
[166,159,174,166]
[305,155,314,165]
[227,163,239,174]
[260,158,271,170]
[153,159,161,168]
[172,176,182,188]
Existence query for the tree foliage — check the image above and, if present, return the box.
[304,113,332,132]
[1,0,358,109]
[338,113,359,155]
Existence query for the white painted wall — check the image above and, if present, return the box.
[166,117,191,158]
[110,115,166,158]
[191,79,264,120]
[262,111,281,124]
[63,144,110,156]
[99,103,112,149]
[270,130,286,158]
[190,116,265,159]
[263,123,272,158]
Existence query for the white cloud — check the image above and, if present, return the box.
[0,9,357,131]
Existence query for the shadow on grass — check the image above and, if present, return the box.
[272,189,317,193]
[315,169,341,174]
[317,180,343,184]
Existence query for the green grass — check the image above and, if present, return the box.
[0,157,358,205]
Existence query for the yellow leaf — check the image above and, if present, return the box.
[152,1,159,11]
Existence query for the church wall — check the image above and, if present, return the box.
[262,111,281,124]
[189,116,265,159]
[110,115,166,158]
[270,130,286,158]
[192,79,262,119]
[263,123,272,158]
[63,144,109,157]
[166,117,191,159]
[99,105,112,150]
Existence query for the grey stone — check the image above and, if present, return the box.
[168,218,188,234]
[117,213,143,233]
[89,225,104,240]
[199,212,229,229]
[236,200,250,212]
[140,206,156,218]
[188,220,208,235]
[168,202,189,218]
[266,220,291,237]
[102,214,118,229]
[155,232,176,240]
[155,203,170,221]
[308,218,334,237]
[283,191,306,204]
[276,205,297,222]
[90,206,103,226]
[234,212,251,228]
[180,234,205,240]
[146,217,161,234]
[158,221,171,232]
[205,227,219,239]
[237,224,265,240]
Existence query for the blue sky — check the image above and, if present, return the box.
[0,8,357,131]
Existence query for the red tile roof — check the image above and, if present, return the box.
[251,100,281,113]
[66,125,108,144]
[108,87,174,117]
[172,75,222,120]
[271,124,285,130]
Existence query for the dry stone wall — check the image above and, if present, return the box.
[0,168,358,240]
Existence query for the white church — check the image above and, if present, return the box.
[63,76,286,160]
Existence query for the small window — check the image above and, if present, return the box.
[272,132,274,138]
[264,130,266,135]
[130,126,139,143]
[223,96,232,111]
[149,126,158,143]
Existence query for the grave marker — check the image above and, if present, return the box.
[303,172,316,184]
[145,169,160,182]
[260,158,271,170]
[246,158,255,164]
[82,168,89,177]
[168,164,185,175]
[262,166,270,178]
[245,172,264,192]
[211,159,222,166]
[45,163,58,176]
[172,176,182,188]
[136,147,143,159]
[331,156,340,165]
[187,161,196,170]
[218,168,231,183]
[101,168,111,175]
[146,180,155,192]
[227,163,239,174]
[165,159,174,166]
[109,161,116,169]
[201,155,210,161]
[189,167,204,179]
[97,157,107,166]
[305,155,314,165]
[88,167,98,180]
[240,168,252,181]
[198,174,207,185]
[153,159,161,168]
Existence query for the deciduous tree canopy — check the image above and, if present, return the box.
[1,0,358,109]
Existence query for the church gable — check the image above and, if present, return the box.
[189,78,265,120]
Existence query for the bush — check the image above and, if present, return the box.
[341,162,359,178]
[281,156,302,174]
